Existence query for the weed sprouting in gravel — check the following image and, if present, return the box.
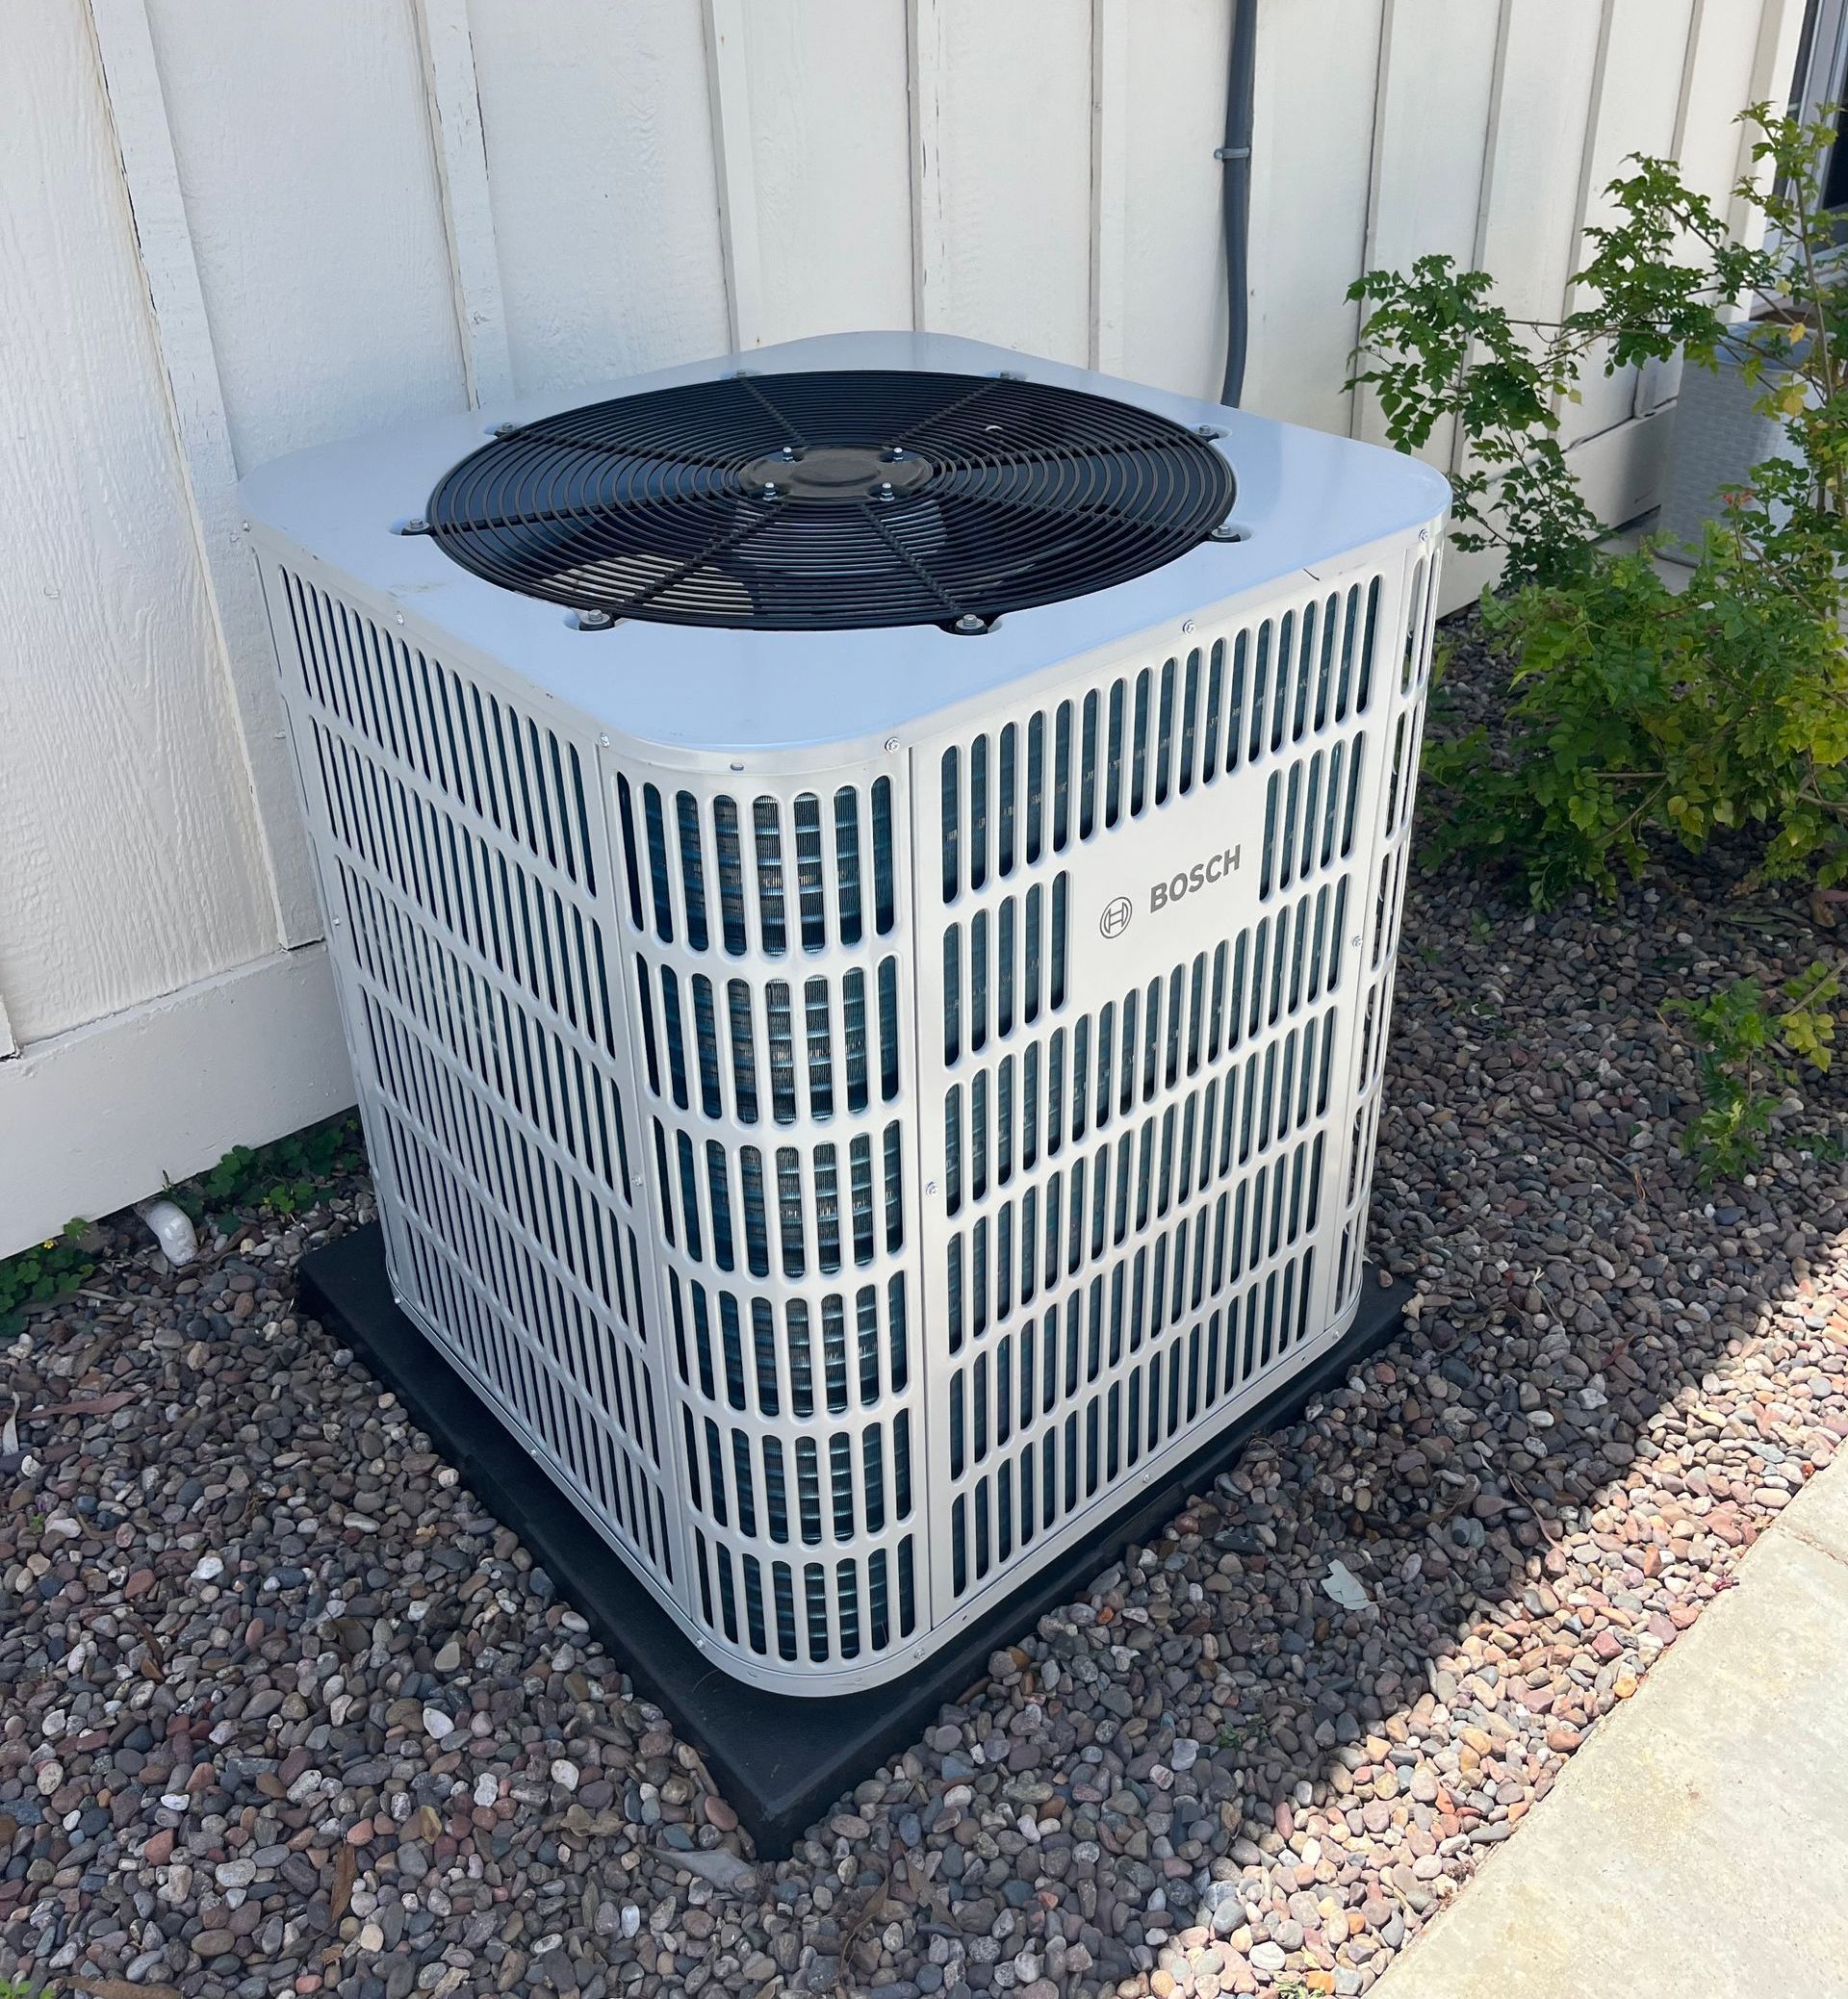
[0,1222,92,1333]
[1666,962,1839,1183]
[0,1971,62,1998]
[168,1114,369,1227]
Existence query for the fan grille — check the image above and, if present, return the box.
[424,370,1237,632]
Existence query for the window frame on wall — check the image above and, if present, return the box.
[1792,0,1848,211]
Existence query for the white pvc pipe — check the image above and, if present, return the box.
[137,1197,198,1269]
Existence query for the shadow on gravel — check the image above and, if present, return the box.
[5,663,1846,1999]
[1058,844,1848,1997]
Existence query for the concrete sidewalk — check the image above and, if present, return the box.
[1374,1462,1848,1999]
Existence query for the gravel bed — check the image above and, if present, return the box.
[4,625,1846,1999]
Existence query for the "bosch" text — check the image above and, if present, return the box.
[1149,846,1241,912]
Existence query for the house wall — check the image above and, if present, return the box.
[0,0,1805,1255]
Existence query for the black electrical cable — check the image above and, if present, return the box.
[1219,0,1258,406]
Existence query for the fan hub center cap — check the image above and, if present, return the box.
[743,445,934,501]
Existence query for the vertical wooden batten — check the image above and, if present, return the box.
[1240,0,1389,435]
[1670,0,1710,163]
[85,0,320,950]
[1560,0,1699,448]
[1630,0,1712,422]
[1565,0,1622,297]
[704,0,765,350]
[906,0,949,333]
[1553,0,1621,437]
[1730,0,1810,243]
[1465,0,1517,291]
[1354,0,1505,467]
[412,0,513,408]
[1088,0,1128,375]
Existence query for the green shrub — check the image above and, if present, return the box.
[1349,107,1848,907]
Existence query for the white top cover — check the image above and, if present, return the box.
[240,331,1449,768]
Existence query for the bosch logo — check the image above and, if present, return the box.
[1098,846,1243,942]
[1149,845,1242,913]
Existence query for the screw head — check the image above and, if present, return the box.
[880,447,908,463]
[1195,424,1223,441]
[954,613,987,634]
[1181,619,1196,634]
[872,480,895,500]
[779,445,799,461]
[759,482,781,500]
[400,517,430,536]
[997,370,1026,382]
[1209,524,1242,542]
[491,421,519,438]
[925,1181,937,1197]
[578,608,615,630]
[884,735,900,752]
[598,733,611,747]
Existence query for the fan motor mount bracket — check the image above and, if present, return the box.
[741,445,935,502]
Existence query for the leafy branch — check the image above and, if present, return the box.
[1348,107,1848,906]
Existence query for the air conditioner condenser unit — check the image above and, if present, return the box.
[243,333,1446,1697]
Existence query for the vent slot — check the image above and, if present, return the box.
[379,1107,669,1582]
[284,572,598,896]
[938,581,1382,905]
[943,874,1069,1064]
[948,1242,1316,1597]
[944,1014,1335,1350]
[307,716,619,1064]
[670,1270,917,1664]
[655,1122,905,1279]
[635,957,903,1126]
[338,863,633,1208]
[944,882,1347,1218]
[623,781,898,958]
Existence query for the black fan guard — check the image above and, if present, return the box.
[422,369,1237,632]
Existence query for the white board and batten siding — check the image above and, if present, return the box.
[0,0,1806,1256]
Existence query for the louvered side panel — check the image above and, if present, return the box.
[264,568,684,1609]
[1329,537,1441,1321]
[604,755,930,1679]
[912,544,1428,1633]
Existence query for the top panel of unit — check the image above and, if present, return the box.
[240,332,1449,764]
